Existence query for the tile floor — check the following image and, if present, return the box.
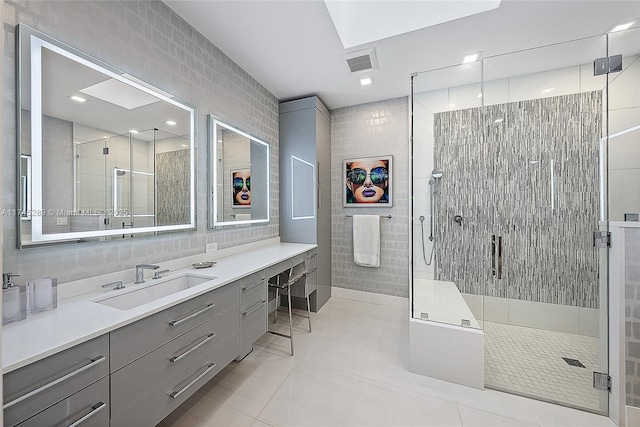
[159,295,615,427]
[484,321,603,412]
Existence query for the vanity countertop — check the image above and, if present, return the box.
[2,241,316,373]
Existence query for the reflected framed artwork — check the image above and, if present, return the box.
[232,168,251,207]
[343,155,392,207]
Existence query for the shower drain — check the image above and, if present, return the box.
[562,357,586,368]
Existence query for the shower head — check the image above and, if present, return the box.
[431,168,444,179]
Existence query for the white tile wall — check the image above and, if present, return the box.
[331,98,410,297]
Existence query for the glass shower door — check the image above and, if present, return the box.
[481,34,609,414]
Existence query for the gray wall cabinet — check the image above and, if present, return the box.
[279,97,331,312]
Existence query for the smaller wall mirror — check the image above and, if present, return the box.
[209,117,270,227]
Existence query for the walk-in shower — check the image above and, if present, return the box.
[410,26,640,415]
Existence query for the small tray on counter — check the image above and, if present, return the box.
[192,261,216,269]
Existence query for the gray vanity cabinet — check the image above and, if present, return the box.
[109,282,240,426]
[15,377,109,427]
[237,270,267,360]
[279,97,331,312]
[3,335,109,427]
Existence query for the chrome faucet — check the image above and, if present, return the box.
[135,264,159,284]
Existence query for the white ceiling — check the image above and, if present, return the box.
[164,0,640,110]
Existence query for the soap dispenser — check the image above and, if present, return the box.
[2,273,27,325]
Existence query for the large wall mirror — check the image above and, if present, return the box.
[209,117,269,227]
[16,25,196,248]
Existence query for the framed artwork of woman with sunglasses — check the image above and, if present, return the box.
[343,155,392,207]
[231,168,251,207]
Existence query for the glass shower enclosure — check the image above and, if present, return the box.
[411,27,639,414]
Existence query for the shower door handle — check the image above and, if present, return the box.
[497,236,503,279]
[491,235,496,276]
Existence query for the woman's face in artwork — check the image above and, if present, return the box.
[346,159,388,203]
[233,170,251,205]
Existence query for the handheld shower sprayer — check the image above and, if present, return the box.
[420,168,444,266]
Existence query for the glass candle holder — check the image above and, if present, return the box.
[27,277,58,314]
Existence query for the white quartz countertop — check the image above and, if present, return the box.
[2,241,316,373]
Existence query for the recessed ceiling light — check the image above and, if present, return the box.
[180,144,188,148]
[129,129,139,134]
[610,22,634,33]
[541,87,555,94]
[477,93,483,98]
[462,53,480,64]
[360,77,373,86]
[166,120,177,126]
[70,95,86,103]
[494,118,504,123]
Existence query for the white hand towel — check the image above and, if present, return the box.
[353,215,380,268]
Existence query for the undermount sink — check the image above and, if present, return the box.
[94,273,215,310]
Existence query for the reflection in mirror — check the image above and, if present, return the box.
[209,117,269,227]
[19,155,32,220]
[291,156,315,220]
[17,25,195,247]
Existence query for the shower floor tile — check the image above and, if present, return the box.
[483,321,602,411]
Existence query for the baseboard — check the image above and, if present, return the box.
[331,286,407,308]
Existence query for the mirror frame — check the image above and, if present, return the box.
[208,116,270,227]
[16,24,196,248]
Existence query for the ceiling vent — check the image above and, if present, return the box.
[343,47,378,73]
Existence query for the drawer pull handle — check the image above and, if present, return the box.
[170,333,216,363]
[169,303,215,326]
[68,401,106,427]
[3,355,106,410]
[241,280,264,291]
[242,300,266,317]
[168,362,217,399]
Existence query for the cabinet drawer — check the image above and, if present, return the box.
[240,280,266,310]
[110,305,238,416]
[239,299,267,358]
[266,259,292,279]
[238,270,266,300]
[291,253,307,267]
[110,332,239,427]
[17,377,109,427]
[4,335,109,427]
[110,282,238,371]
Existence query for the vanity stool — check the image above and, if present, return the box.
[267,262,312,355]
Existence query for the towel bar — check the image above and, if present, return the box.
[345,214,392,218]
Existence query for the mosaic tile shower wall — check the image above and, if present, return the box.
[434,92,602,308]
[156,150,190,226]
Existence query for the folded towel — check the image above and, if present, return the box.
[353,215,380,268]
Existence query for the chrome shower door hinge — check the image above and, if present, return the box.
[593,372,611,392]
[594,54,622,76]
[593,231,611,248]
